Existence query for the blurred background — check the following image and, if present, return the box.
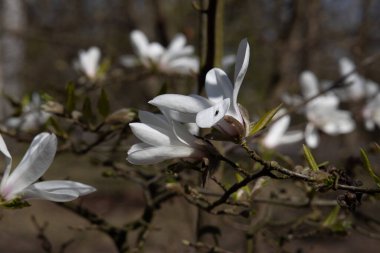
[0,0,380,252]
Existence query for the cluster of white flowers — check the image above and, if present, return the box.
[127,38,251,164]
[5,93,51,133]
[120,30,199,75]
[278,58,379,149]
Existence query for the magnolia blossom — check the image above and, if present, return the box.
[262,109,303,149]
[337,57,379,101]
[5,93,50,132]
[76,46,101,79]
[300,71,355,148]
[363,93,380,130]
[0,133,95,204]
[120,30,198,75]
[127,110,215,165]
[149,39,250,139]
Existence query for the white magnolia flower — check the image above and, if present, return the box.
[337,57,379,101]
[262,109,303,148]
[5,93,50,132]
[300,71,355,148]
[0,133,95,204]
[76,47,101,79]
[363,93,380,130]
[149,39,250,139]
[120,30,198,75]
[127,110,215,165]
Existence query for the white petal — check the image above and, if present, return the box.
[164,57,199,74]
[263,114,291,148]
[168,34,186,51]
[339,57,365,100]
[205,68,233,104]
[130,30,149,58]
[365,80,379,97]
[149,94,212,114]
[233,38,250,104]
[171,120,196,145]
[127,145,199,165]
[196,99,230,128]
[308,95,339,110]
[129,122,178,146]
[22,180,96,202]
[222,54,236,69]
[320,111,355,135]
[305,123,319,148]
[138,110,169,130]
[79,47,100,78]
[279,130,304,145]
[185,123,199,136]
[147,43,165,62]
[160,108,197,123]
[0,135,12,191]
[3,133,57,199]
[300,71,319,99]
[127,143,151,155]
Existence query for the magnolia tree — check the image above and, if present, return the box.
[1,1,380,253]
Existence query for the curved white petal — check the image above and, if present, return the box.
[300,71,319,99]
[22,180,96,202]
[138,110,169,130]
[0,135,12,190]
[149,94,212,114]
[129,123,178,146]
[205,68,233,104]
[305,123,319,148]
[196,99,230,128]
[79,47,100,78]
[171,120,196,145]
[164,57,199,74]
[130,30,149,58]
[233,38,250,104]
[147,43,165,62]
[320,111,355,135]
[127,145,198,165]
[307,95,339,110]
[3,133,57,198]
[168,34,186,52]
[127,143,151,155]
[263,114,291,148]
[279,131,304,145]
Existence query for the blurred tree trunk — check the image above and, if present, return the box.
[268,0,320,99]
[355,0,372,74]
[0,0,26,118]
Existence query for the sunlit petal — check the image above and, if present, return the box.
[305,123,319,148]
[22,180,96,202]
[127,145,198,165]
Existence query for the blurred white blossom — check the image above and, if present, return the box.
[337,57,379,101]
[300,71,355,148]
[262,109,303,148]
[0,133,95,205]
[76,46,101,79]
[363,93,380,130]
[5,93,50,132]
[120,30,198,75]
